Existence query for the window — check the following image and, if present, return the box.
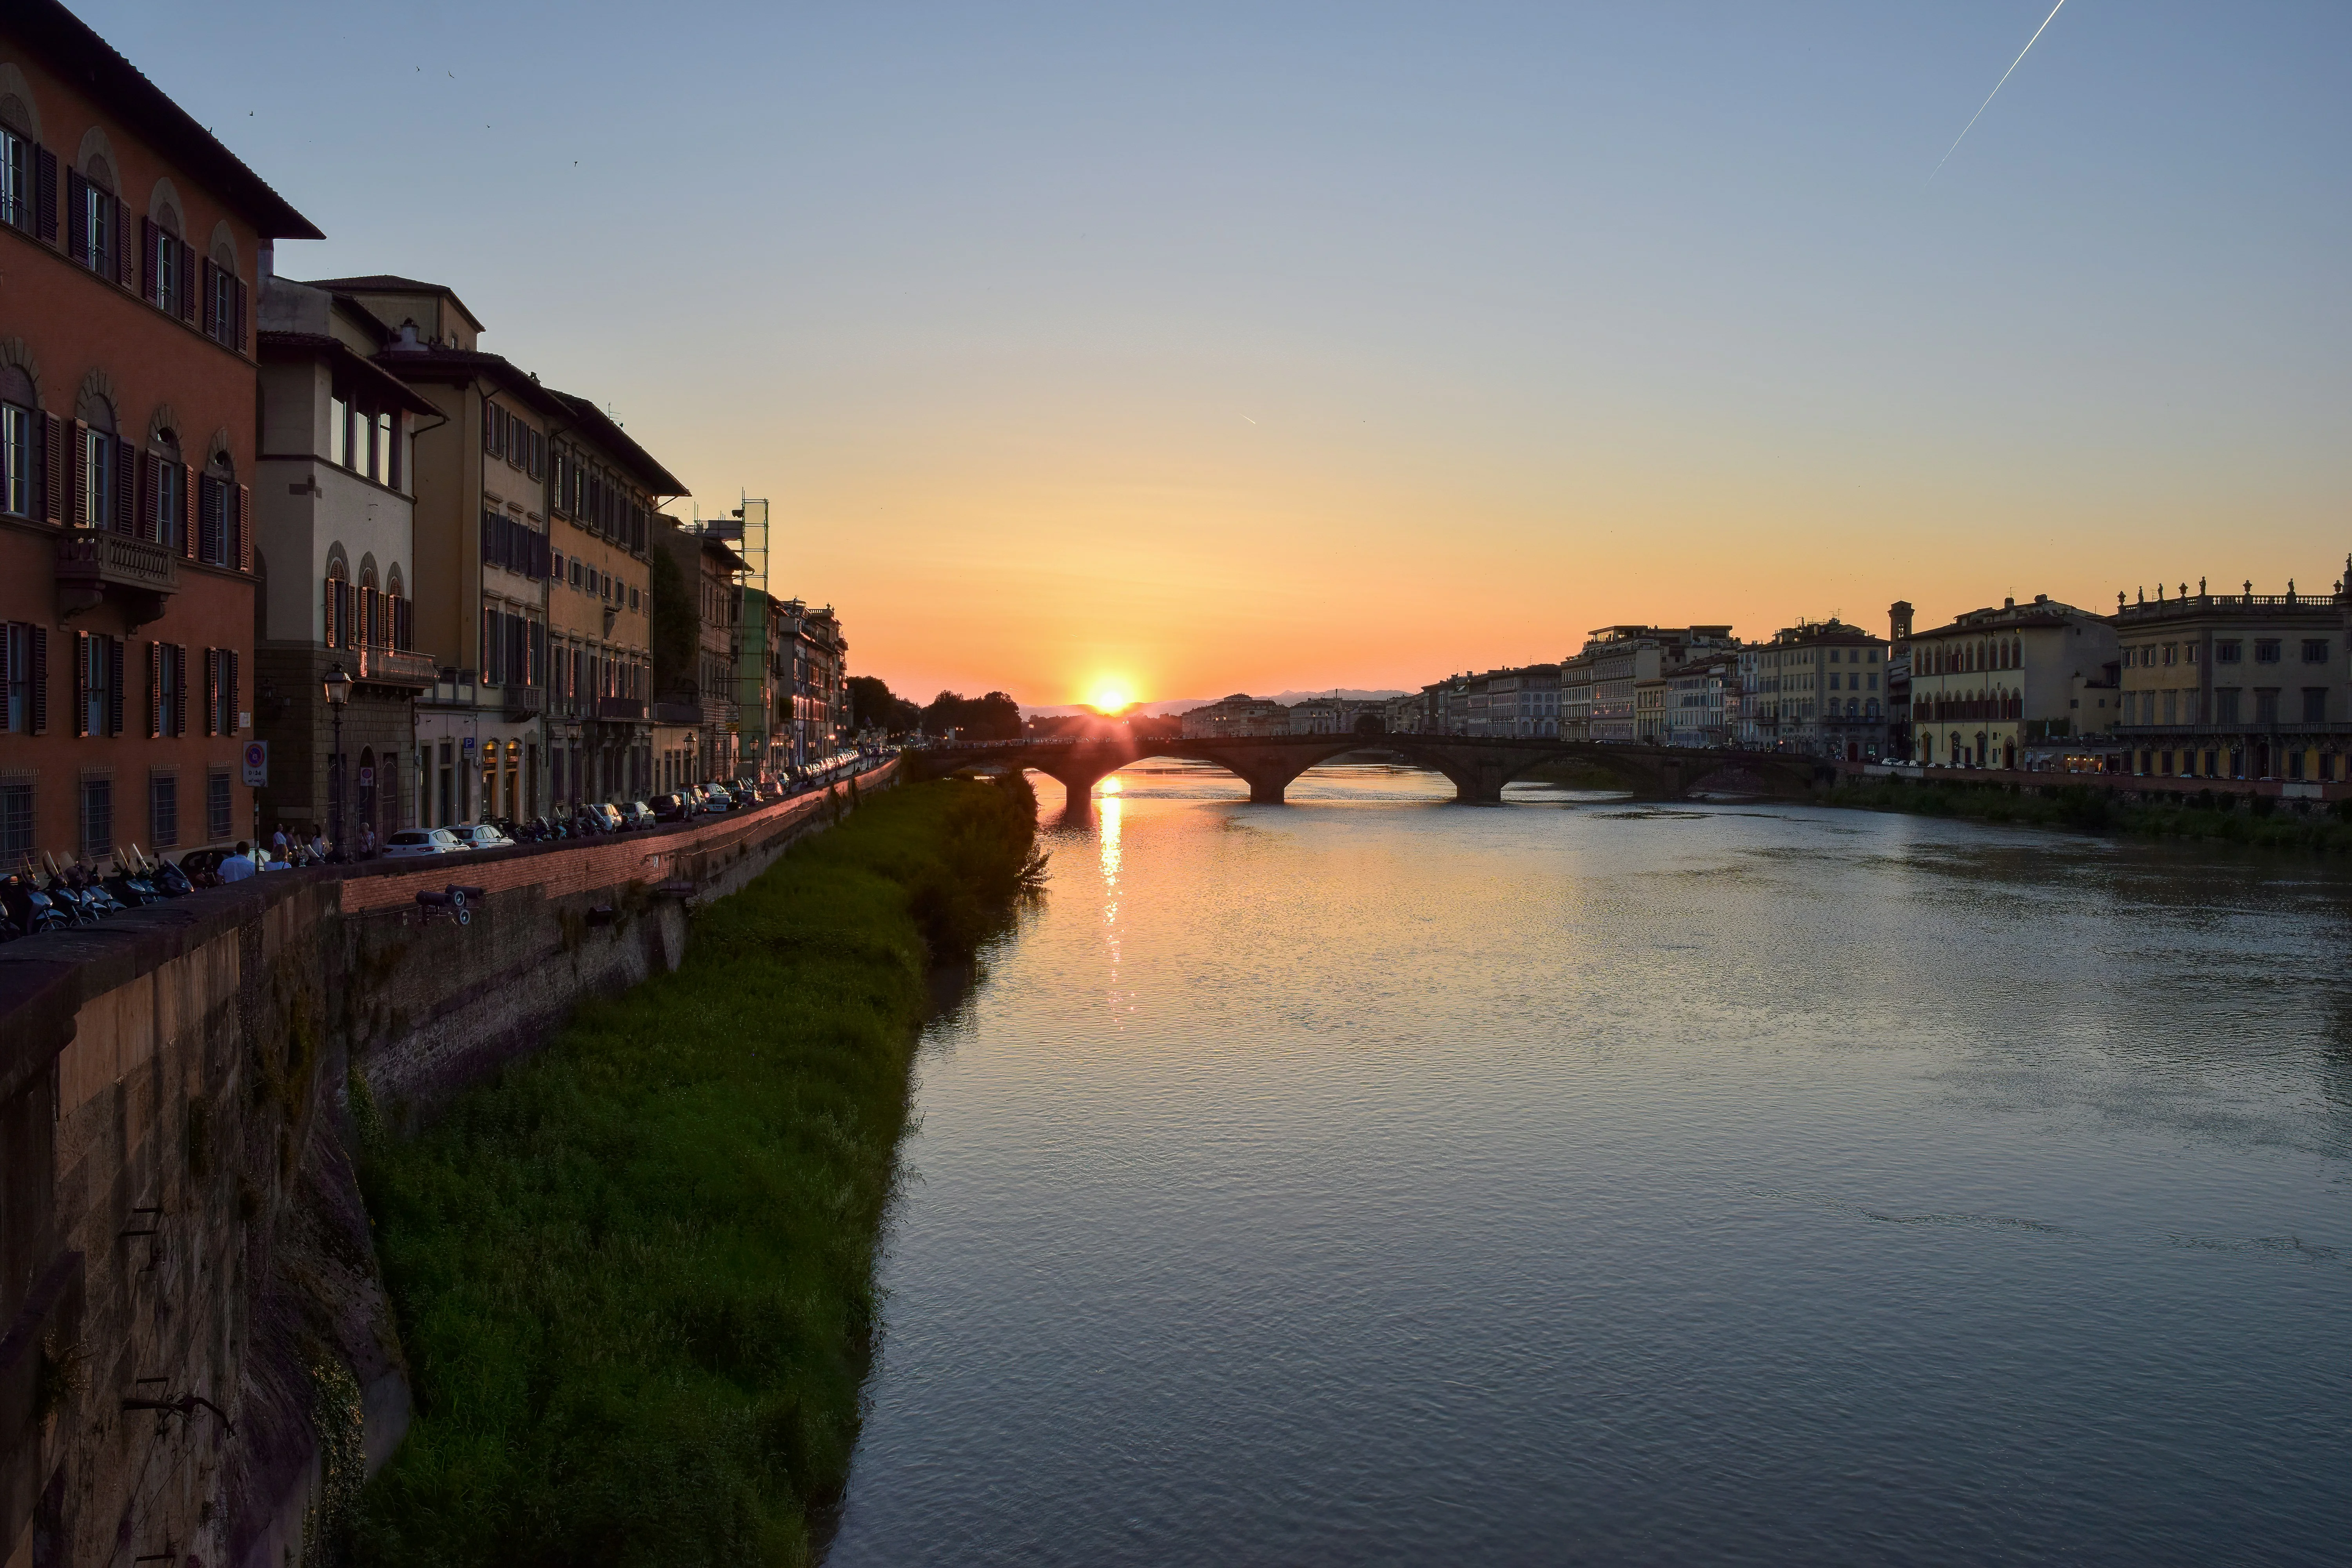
[2254,640,2281,664]
[2216,640,2242,664]
[205,647,240,735]
[2160,644,2177,666]
[69,163,122,279]
[0,122,26,231]
[77,631,122,736]
[330,394,348,466]
[152,642,185,736]
[2255,690,2279,724]
[203,258,245,350]
[2303,689,2327,723]
[207,769,232,842]
[197,469,240,567]
[2216,688,2240,724]
[152,452,186,550]
[81,423,116,528]
[0,780,29,860]
[2301,639,2329,664]
[150,773,178,848]
[76,777,113,858]
[628,584,640,612]
[3,620,43,733]
[0,394,31,519]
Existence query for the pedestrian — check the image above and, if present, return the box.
[219,841,258,882]
[271,826,291,863]
[310,829,331,864]
[358,821,377,859]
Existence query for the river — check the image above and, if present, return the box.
[825,760,2351,1566]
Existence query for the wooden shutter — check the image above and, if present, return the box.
[232,276,248,352]
[65,169,85,263]
[32,146,56,243]
[200,260,217,337]
[142,217,159,305]
[170,645,186,737]
[107,636,123,735]
[323,576,338,648]
[235,484,251,570]
[114,439,133,533]
[148,641,162,736]
[68,420,87,526]
[180,463,196,556]
[136,450,154,541]
[73,630,88,736]
[178,246,198,323]
[27,626,45,734]
[113,197,131,288]
[227,649,240,731]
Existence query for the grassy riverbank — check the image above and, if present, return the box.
[353,775,1042,1568]
[1825,777,2352,855]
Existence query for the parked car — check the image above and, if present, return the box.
[579,802,625,834]
[176,847,233,882]
[617,801,655,830]
[448,822,514,851]
[650,793,690,824]
[382,829,463,858]
[695,786,733,815]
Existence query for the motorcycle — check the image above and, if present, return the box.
[103,846,166,908]
[151,854,196,898]
[1,869,70,938]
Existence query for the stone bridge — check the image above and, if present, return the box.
[906,733,1833,808]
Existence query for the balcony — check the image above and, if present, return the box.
[504,686,545,720]
[356,646,439,689]
[652,700,700,726]
[596,697,645,721]
[57,529,178,629]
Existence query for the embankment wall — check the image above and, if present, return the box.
[0,762,895,1568]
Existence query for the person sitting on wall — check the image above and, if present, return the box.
[219,842,258,882]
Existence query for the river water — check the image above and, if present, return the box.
[826,761,2351,1566]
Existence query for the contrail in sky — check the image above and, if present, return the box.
[1930,0,2070,180]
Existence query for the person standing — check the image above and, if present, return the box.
[219,843,258,883]
[271,826,292,864]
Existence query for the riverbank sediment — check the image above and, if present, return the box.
[352,774,1042,1567]
[1825,776,2352,854]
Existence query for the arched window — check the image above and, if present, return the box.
[0,363,34,520]
[78,396,123,531]
[145,425,187,550]
[325,557,350,649]
[197,450,242,568]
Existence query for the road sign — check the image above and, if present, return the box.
[358,766,374,789]
[241,740,268,787]
[461,735,477,758]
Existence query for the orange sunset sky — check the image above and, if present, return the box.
[124,1,2351,707]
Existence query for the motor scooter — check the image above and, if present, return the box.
[104,847,165,907]
[0,869,70,937]
[151,853,196,898]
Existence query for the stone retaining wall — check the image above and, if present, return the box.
[0,760,896,1568]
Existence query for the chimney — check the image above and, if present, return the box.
[2004,596,2015,610]
[1888,601,1914,642]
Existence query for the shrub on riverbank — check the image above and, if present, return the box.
[353,775,1041,1568]
[1827,777,2352,854]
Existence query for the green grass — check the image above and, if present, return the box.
[1826,777,2352,855]
[352,775,1043,1568]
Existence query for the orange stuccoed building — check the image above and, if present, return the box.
[1,1,320,867]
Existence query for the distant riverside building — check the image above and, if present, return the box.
[1662,652,1738,747]
[1886,601,1915,760]
[1744,619,1891,760]
[1287,694,1380,735]
[1465,664,1558,738]
[2110,570,2351,784]
[1909,595,2117,770]
[1572,626,1736,742]
[1181,693,1289,738]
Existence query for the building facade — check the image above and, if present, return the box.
[1745,619,1892,759]
[1,6,319,871]
[779,598,847,768]
[2110,573,2351,783]
[1908,595,2118,770]
[1662,653,1737,747]
[252,277,437,842]
[1573,626,1736,743]
[659,521,745,782]
[1181,693,1289,738]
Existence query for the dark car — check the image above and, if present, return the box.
[177,848,232,882]
[617,801,654,830]
[650,793,690,824]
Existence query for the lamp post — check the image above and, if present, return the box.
[323,663,353,860]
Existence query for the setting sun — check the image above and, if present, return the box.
[1087,681,1134,713]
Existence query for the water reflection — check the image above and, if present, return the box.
[834,762,2352,1568]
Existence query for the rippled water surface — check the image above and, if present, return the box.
[827,762,2352,1566]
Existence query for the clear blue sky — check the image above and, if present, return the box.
[87,1,2352,700]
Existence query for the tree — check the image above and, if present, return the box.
[848,675,920,735]
[920,690,1024,741]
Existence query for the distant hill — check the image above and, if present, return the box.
[1021,690,1406,719]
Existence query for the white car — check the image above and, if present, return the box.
[447,823,514,851]
[382,828,463,858]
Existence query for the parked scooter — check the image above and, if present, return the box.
[103,846,167,907]
[1,865,70,938]
[151,851,196,898]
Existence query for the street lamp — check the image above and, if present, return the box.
[323,663,353,859]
